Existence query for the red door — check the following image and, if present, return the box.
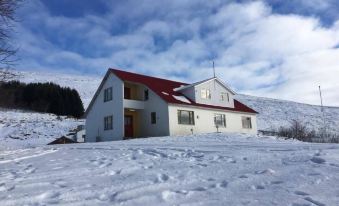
[124,115,133,138]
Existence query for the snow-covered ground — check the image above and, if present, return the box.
[1,133,339,206]
[0,108,84,150]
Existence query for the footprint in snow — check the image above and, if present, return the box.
[37,191,60,204]
[157,173,169,182]
[226,158,236,163]
[0,182,15,192]
[217,180,228,188]
[304,197,326,206]
[270,180,284,185]
[53,180,67,188]
[255,168,276,175]
[294,191,310,196]
[310,157,326,164]
[24,165,36,174]
[191,186,207,191]
[251,184,265,190]
[162,190,186,201]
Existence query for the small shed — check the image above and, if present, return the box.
[48,136,77,145]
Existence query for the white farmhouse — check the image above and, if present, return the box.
[85,68,258,142]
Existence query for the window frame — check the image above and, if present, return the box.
[214,114,226,128]
[104,87,113,102]
[201,88,211,99]
[144,89,149,101]
[242,116,252,129]
[220,92,230,102]
[177,110,195,125]
[104,115,113,130]
[151,112,156,124]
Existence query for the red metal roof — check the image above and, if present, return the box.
[111,68,257,114]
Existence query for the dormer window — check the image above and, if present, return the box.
[201,89,211,99]
[221,92,230,102]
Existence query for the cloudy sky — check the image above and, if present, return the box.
[12,0,339,106]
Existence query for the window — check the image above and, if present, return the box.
[178,110,195,125]
[124,87,131,99]
[201,89,211,99]
[214,114,226,127]
[104,87,113,102]
[242,116,252,129]
[151,112,156,124]
[104,115,113,130]
[144,89,149,100]
[220,92,230,102]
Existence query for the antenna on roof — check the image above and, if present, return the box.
[213,61,216,90]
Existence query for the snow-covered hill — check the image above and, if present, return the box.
[1,133,339,206]
[15,70,101,108]
[236,94,339,134]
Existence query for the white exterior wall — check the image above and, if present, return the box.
[181,79,234,108]
[168,104,257,136]
[85,73,124,142]
[138,87,170,137]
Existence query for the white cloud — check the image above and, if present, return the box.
[14,0,339,106]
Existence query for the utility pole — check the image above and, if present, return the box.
[213,61,216,78]
[319,85,326,137]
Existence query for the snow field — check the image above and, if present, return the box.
[0,109,84,150]
[0,133,339,205]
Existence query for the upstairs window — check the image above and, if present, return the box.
[214,114,226,127]
[151,112,156,124]
[178,110,195,125]
[242,116,252,129]
[104,87,113,102]
[201,89,211,99]
[124,87,131,99]
[220,92,230,102]
[104,115,113,130]
[144,89,149,100]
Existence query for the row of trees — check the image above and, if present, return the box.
[0,81,84,118]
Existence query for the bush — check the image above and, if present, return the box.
[277,120,339,143]
[0,81,84,118]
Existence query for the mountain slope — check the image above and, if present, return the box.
[236,94,339,134]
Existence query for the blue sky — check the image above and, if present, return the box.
[11,0,339,106]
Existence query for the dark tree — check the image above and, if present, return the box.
[0,81,85,118]
[0,0,21,68]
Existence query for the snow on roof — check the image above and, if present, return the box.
[172,95,191,104]
[173,85,188,92]
[162,92,169,95]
